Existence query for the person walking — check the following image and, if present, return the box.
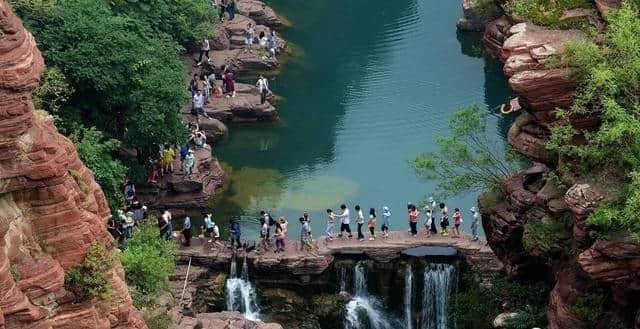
[409,205,419,237]
[279,216,288,235]
[223,69,236,98]
[381,206,391,238]
[226,0,235,20]
[159,209,172,240]
[180,143,189,171]
[244,23,254,52]
[267,30,276,58]
[230,219,242,249]
[424,207,433,237]
[275,223,286,253]
[204,213,215,242]
[182,216,192,247]
[162,144,175,174]
[325,209,336,242]
[197,38,210,65]
[440,203,450,236]
[368,208,377,240]
[218,0,227,21]
[256,75,270,105]
[124,180,136,204]
[299,217,312,251]
[184,149,196,178]
[336,204,352,238]
[470,207,479,241]
[189,73,200,97]
[203,76,212,105]
[453,208,463,238]
[355,205,365,241]
[192,90,205,120]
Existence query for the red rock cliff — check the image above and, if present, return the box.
[0,2,147,328]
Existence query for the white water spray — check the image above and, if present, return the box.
[225,252,260,321]
[404,264,413,329]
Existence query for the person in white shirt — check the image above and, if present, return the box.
[256,75,270,105]
[192,90,205,121]
[197,38,210,65]
[470,207,479,241]
[355,205,365,241]
[335,204,352,238]
[325,209,336,241]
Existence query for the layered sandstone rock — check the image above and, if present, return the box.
[235,0,283,28]
[177,312,282,329]
[0,2,146,328]
[483,16,512,57]
[579,239,640,289]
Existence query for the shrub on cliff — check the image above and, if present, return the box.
[121,223,176,308]
[505,0,594,27]
[72,127,128,212]
[547,4,640,237]
[450,272,550,329]
[64,242,115,302]
[412,105,526,197]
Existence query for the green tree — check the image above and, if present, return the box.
[412,105,525,197]
[14,0,188,159]
[121,223,176,308]
[72,127,127,212]
[110,0,216,47]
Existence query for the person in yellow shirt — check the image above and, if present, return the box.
[162,144,176,174]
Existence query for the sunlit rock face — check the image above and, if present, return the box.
[0,2,146,328]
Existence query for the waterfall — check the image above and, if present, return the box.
[340,266,348,293]
[225,252,260,321]
[420,263,456,329]
[404,264,413,329]
[343,261,399,329]
[353,262,367,296]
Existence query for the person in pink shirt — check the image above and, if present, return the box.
[452,208,463,238]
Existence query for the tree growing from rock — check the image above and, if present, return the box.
[412,105,525,197]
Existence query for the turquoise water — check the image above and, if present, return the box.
[209,0,513,238]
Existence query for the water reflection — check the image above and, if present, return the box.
[209,0,515,238]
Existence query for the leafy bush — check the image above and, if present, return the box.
[72,127,127,212]
[523,213,574,256]
[571,292,606,329]
[505,0,594,27]
[121,224,176,308]
[450,273,550,329]
[110,0,216,47]
[547,5,640,237]
[143,312,173,329]
[64,242,114,302]
[413,105,525,197]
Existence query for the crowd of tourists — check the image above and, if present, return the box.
[107,180,149,247]
[198,197,482,255]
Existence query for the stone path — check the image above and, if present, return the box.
[177,230,503,277]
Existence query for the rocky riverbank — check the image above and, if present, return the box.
[465,1,640,328]
[136,0,287,214]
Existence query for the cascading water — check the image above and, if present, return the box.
[343,262,398,329]
[225,252,260,321]
[404,264,414,329]
[420,263,456,329]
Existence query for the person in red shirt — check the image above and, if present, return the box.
[408,205,419,237]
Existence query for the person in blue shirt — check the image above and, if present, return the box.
[230,219,242,249]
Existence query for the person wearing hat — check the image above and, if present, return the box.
[470,207,479,241]
[184,149,196,178]
[424,206,434,237]
[381,206,391,238]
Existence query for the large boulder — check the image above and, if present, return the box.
[507,112,555,164]
[235,0,282,28]
[483,16,512,57]
[0,2,146,328]
[457,0,502,31]
[564,183,603,246]
[177,312,283,329]
[579,239,640,290]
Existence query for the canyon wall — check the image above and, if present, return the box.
[0,2,147,328]
[476,1,640,328]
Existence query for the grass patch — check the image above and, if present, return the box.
[523,213,574,256]
[68,169,90,194]
[505,0,594,27]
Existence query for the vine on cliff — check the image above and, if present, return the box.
[64,242,115,302]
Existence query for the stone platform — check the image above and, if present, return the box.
[176,231,503,280]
